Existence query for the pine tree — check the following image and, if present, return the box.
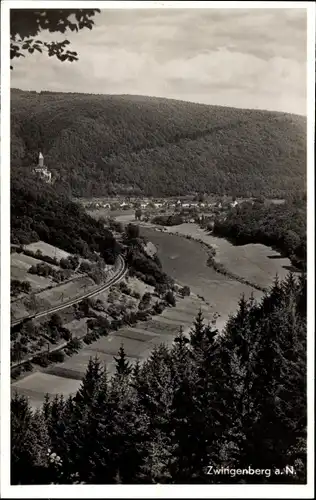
[131,359,141,387]
[189,308,205,348]
[11,393,51,484]
[134,345,174,482]
[75,355,103,407]
[114,344,132,378]
[174,326,189,349]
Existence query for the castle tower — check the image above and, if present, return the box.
[38,152,44,168]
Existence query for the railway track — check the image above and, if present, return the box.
[11,255,127,328]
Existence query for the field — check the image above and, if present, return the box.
[10,241,103,322]
[24,241,71,261]
[36,275,96,309]
[11,252,54,291]
[11,373,81,410]
[63,318,89,339]
[12,294,208,408]
[87,208,135,220]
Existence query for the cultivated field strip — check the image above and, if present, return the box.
[11,294,206,408]
[25,241,72,261]
[11,255,126,327]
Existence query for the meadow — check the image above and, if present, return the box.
[11,252,54,291]
[25,241,71,261]
[162,223,297,288]
[11,294,207,408]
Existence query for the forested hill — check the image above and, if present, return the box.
[10,170,120,263]
[11,89,306,198]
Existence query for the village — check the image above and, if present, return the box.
[32,153,284,225]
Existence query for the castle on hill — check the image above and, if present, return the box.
[33,152,52,183]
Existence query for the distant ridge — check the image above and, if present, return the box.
[11,90,306,198]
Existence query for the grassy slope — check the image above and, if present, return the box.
[11,89,306,198]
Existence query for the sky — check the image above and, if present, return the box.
[10,8,307,115]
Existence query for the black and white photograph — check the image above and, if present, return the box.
[1,0,314,497]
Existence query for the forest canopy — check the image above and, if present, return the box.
[11,90,306,198]
[10,170,120,263]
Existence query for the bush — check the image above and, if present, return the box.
[11,367,22,379]
[11,279,31,298]
[125,223,140,240]
[49,313,63,329]
[165,290,176,307]
[23,361,33,373]
[61,328,72,342]
[79,260,92,273]
[139,292,152,311]
[179,286,190,297]
[153,301,165,314]
[136,310,149,321]
[33,353,50,367]
[93,299,106,312]
[155,283,168,297]
[66,338,82,353]
[123,311,138,326]
[83,331,99,344]
[48,350,65,363]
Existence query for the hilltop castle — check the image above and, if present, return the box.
[33,152,52,183]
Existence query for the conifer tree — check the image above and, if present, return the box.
[75,355,103,407]
[189,308,205,348]
[114,344,132,378]
[11,393,51,484]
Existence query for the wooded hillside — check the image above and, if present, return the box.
[11,89,306,198]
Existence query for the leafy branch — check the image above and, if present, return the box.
[10,9,100,69]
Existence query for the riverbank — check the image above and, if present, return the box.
[134,221,296,292]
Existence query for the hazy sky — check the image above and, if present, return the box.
[10,8,307,115]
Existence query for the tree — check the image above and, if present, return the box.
[114,345,132,377]
[11,393,51,484]
[10,9,100,69]
[165,290,176,307]
[49,313,63,330]
[135,208,142,221]
[75,356,103,407]
[189,308,205,348]
[125,223,140,241]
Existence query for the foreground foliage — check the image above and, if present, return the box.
[11,274,306,484]
[10,9,100,68]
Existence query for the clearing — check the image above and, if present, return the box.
[24,241,71,261]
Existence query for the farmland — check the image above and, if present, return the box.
[10,240,112,319]
[11,221,295,410]
[24,241,72,261]
[11,253,55,291]
[11,293,210,408]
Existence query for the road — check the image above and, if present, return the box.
[11,255,127,328]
